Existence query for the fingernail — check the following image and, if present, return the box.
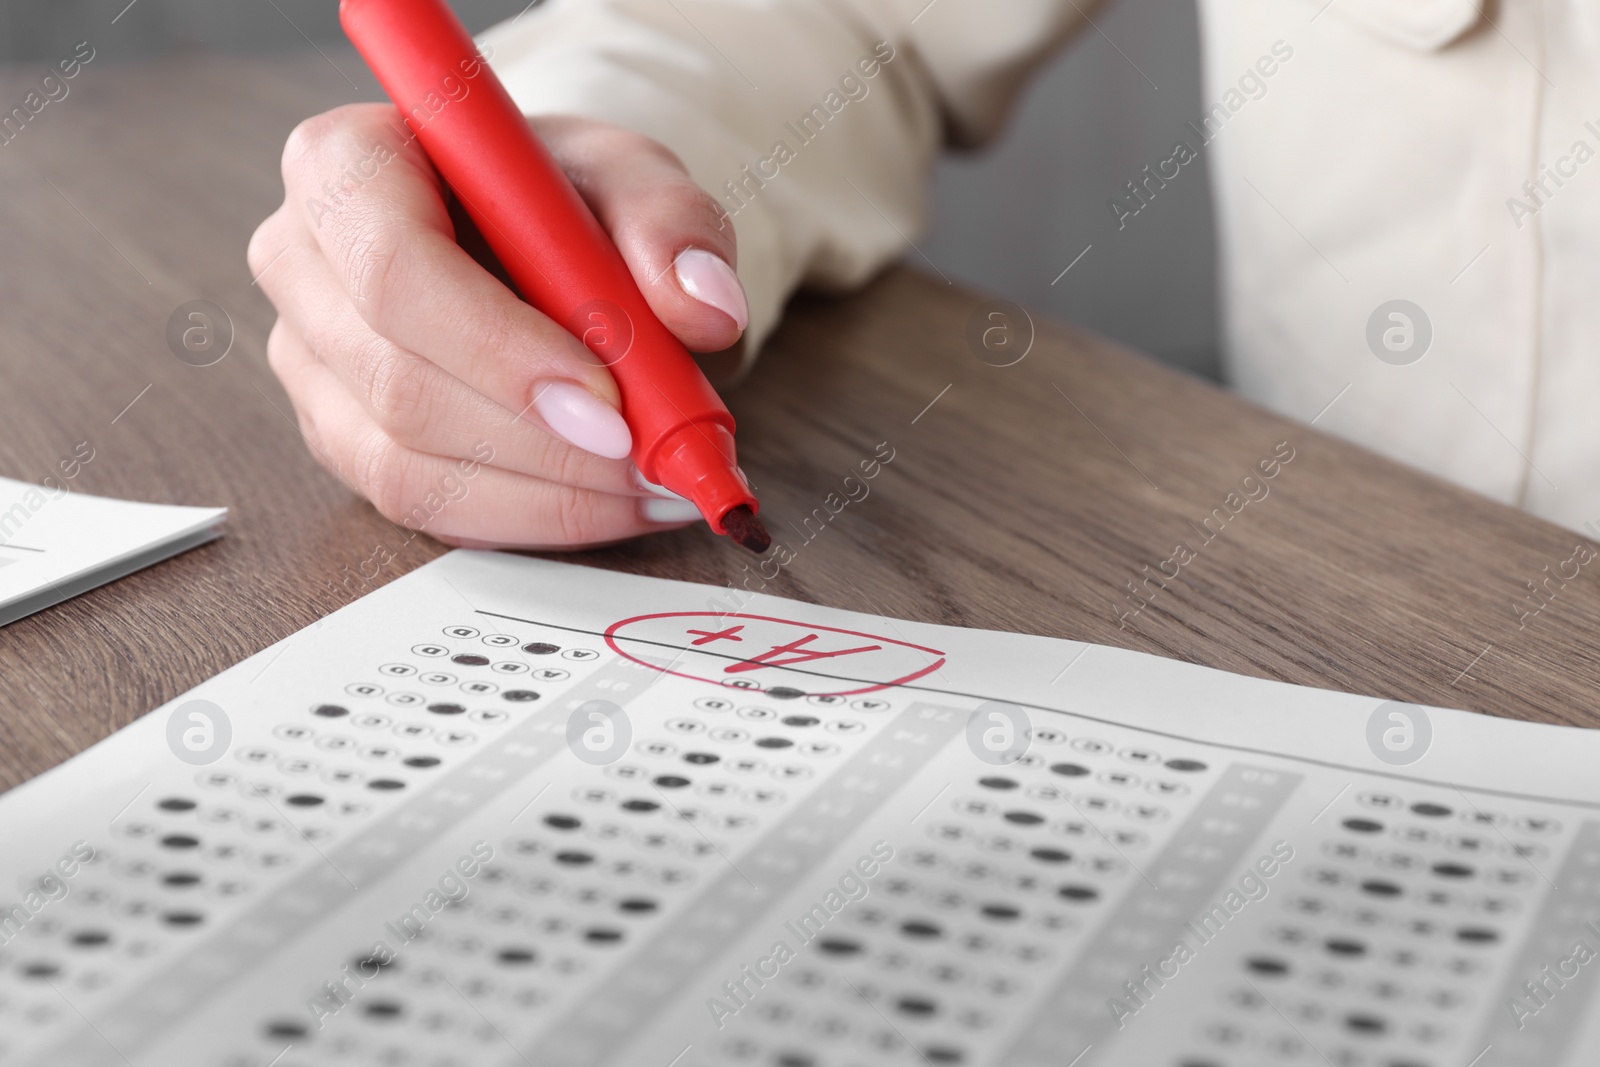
[630,465,691,500]
[641,497,702,524]
[530,380,632,460]
[674,248,749,330]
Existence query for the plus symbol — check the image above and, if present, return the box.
[687,624,745,646]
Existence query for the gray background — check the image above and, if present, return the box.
[0,0,1218,378]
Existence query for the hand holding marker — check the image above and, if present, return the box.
[340,0,771,552]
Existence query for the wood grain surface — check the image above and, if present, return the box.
[2,49,1597,795]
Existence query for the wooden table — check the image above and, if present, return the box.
[3,50,1597,795]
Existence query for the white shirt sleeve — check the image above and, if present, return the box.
[479,0,1093,377]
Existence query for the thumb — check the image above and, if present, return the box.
[533,116,748,354]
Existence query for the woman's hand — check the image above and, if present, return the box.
[247,103,749,549]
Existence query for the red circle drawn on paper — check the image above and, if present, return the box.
[603,612,947,696]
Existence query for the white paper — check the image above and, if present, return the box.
[0,477,227,626]
[0,550,1594,1067]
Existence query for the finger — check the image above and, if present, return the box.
[269,327,703,548]
[535,116,748,353]
[259,228,655,499]
[279,103,633,463]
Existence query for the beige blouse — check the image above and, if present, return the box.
[484,0,1600,534]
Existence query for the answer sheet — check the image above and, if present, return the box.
[1,550,1596,1067]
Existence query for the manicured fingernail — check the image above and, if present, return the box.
[530,380,632,460]
[642,497,702,524]
[630,465,690,500]
[674,248,749,330]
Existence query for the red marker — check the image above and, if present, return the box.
[339,0,770,552]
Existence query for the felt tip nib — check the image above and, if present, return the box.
[722,504,771,554]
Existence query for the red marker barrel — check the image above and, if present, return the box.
[340,0,759,534]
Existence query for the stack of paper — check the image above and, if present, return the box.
[0,476,227,626]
